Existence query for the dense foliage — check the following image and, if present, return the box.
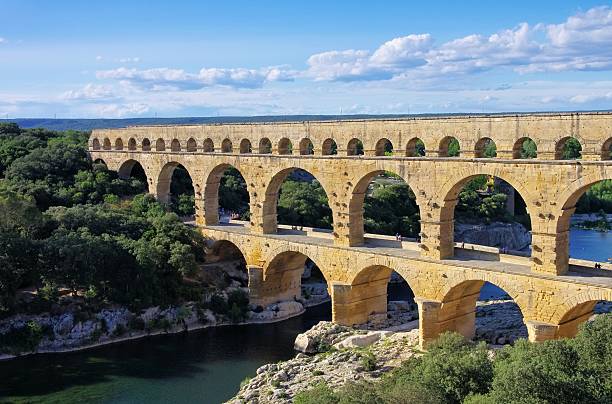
[294,314,612,404]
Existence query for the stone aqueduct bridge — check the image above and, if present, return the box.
[90,112,612,347]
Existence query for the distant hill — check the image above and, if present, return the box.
[1,110,609,131]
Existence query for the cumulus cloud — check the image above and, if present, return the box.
[61,84,116,100]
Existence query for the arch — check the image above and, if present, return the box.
[277,138,293,155]
[92,138,101,150]
[347,138,364,156]
[474,137,497,158]
[299,138,314,155]
[555,136,582,160]
[93,158,107,167]
[156,161,194,206]
[553,290,612,338]
[602,137,612,160]
[512,137,537,159]
[321,138,338,155]
[221,138,233,153]
[155,138,165,152]
[203,164,250,225]
[117,159,147,182]
[187,138,197,152]
[203,138,214,152]
[102,138,112,150]
[209,239,248,264]
[259,138,272,154]
[375,138,393,156]
[240,139,252,154]
[170,139,181,152]
[405,137,425,157]
[114,138,124,151]
[142,138,151,151]
[438,136,460,157]
[128,138,137,151]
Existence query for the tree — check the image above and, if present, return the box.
[277,180,332,228]
[562,137,582,160]
[520,138,537,159]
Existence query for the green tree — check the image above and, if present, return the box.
[278,180,332,228]
[561,137,582,160]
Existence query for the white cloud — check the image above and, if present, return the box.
[370,34,432,66]
[0,37,6,44]
[118,57,140,63]
[96,55,103,61]
[61,84,115,100]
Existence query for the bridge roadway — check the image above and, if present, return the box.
[200,221,612,347]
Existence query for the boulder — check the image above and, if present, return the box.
[333,331,392,349]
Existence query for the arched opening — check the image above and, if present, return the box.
[93,158,107,167]
[299,138,314,155]
[475,137,497,158]
[103,138,111,150]
[155,138,165,152]
[450,175,531,255]
[170,139,181,152]
[114,138,124,151]
[555,299,612,338]
[440,280,527,344]
[602,138,612,160]
[513,137,537,159]
[117,159,148,186]
[350,169,421,245]
[278,138,293,155]
[239,139,252,154]
[375,138,393,156]
[439,136,460,157]
[204,164,250,225]
[259,138,272,154]
[262,168,332,233]
[221,138,233,153]
[92,138,101,150]
[142,138,151,151]
[203,138,214,153]
[405,137,425,157]
[347,138,364,156]
[187,138,197,152]
[128,138,137,151]
[555,136,582,160]
[321,138,338,155]
[156,163,196,219]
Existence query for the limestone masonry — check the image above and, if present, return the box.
[90,112,612,347]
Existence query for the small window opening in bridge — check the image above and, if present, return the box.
[405,137,425,157]
[169,164,195,220]
[221,138,233,153]
[128,138,137,151]
[240,139,252,153]
[299,138,314,155]
[602,137,612,160]
[203,240,250,313]
[278,138,293,155]
[361,171,420,240]
[142,138,151,151]
[513,137,537,159]
[555,136,582,160]
[171,139,181,152]
[452,175,531,256]
[103,138,111,150]
[276,168,332,229]
[347,138,364,156]
[439,136,460,157]
[218,166,250,222]
[203,138,214,152]
[114,138,124,151]
[375,138,393,156]
[259,138,272,154]
[321,138,338,155]
[92,138,101,150]
[187,138,197,152]
[475,137,497,158]
[155,138,165,152]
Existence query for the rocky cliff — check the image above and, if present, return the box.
[455,221,531,251]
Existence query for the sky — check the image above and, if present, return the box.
[1,0,611,118]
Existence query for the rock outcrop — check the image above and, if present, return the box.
[455,221,531,251]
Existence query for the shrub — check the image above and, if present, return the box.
[360,351,377,371]
[0,320,44,354]
[209,294,228,315]
[294,382,338,404]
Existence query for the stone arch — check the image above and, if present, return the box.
[93,158,107,166]
[203,138,214,152]
[142,138,151,151]
[102,138,112,150]
[555,136,583,160]
[155,161,196,205]
[474,137,497,158]
[240,139,252,154]
[552,290,612,338]
[512,137,537,159]
[170,139,181,152]
[187,138,197,152]
[221,138,233,153]
[322,138,338,155]
[375,138,393,156]
[92,138,101,150]
[438,136,460,157]
[261,167,333,234]
[208,239,249,264]
[128,138,137,151]
[114,138,124,151]
[299,138,314,155]
[202,163,250,226]
[117,159,148,182]
[259,138,272,154]
[278,137,293,155]
[347,138,364,156]
[155,138,165,152]
[602,137,612,160]
[405,137,425,157]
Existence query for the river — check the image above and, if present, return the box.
[0,228,610,403]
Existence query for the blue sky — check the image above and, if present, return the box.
[1,1,611,118]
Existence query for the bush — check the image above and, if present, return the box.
[0,320,44,354]
[360,351,377,371]
[208,294,228,315]
[294,382,338,404]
